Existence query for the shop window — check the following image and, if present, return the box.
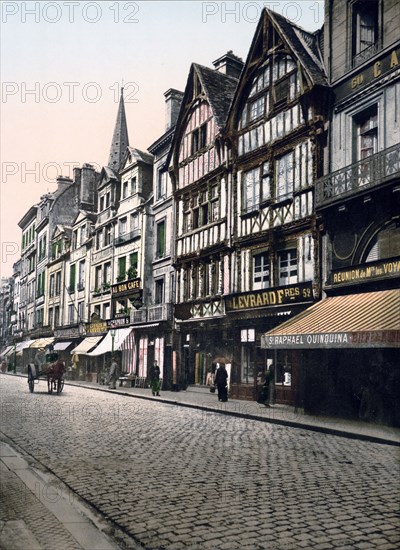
[352,0,379,67]
[241,346,254,384]
[275,355,292,386]
[279,249,298,285]
[253,252,270,290]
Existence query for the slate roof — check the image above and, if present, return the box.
[193,64,239,129]
[270,10,327,86]
[125,146,154,165]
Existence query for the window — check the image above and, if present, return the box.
[48,307,54,328]
[131,212,139,230]
[249,96,265,122]
[157,170,167,200]
[96,231,103,250]
[131,176,137,194]
[122,180,129,199]
[78,261,85,290]
[355,105,378,160]
[68,304,75,324]
[80,225,86,245]
[55,271,61,295]
[105,192,111,208]
[129,252,138,272]
[100,195,105,211]
[242,163,271,213]
[276,152,295,200]
[118,256,126,279]
[72,229,78,250]
[104,262,111,285]
[104,225,112,246]
[78,301,85,322]
[155,278,164,305]
[279,249,298,285]
[95,266,102,290]
[103,303,110,320]
[119,217,127,236]
[156,220,166,258]
[253,252,270,290]
[69,264,76,293]
[352,0,379,67]
[54,306,60,327]
[365,222,400,263]
[273,77,290,106]
[49,274,55,297]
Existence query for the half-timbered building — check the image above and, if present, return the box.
[226,9,328,403]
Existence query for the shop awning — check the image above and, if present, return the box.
[29,338,55,349]
[261,289,400,349]
[0,346,14,358]
[54,341,73,351]
[70,336,103,355]
[15,341,33,353]
[87,327,134,356]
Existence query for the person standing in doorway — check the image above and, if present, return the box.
[214,363,228,402]
[108,356,120,389]
[149,360,161,396]
[262,364,274,407]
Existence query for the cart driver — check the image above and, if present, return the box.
[34,348,46,370]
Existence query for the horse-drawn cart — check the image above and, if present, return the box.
[27,352,66,394]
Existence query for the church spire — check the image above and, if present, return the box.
[108,86,129,173]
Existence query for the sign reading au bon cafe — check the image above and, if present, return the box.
[261,330,400,349]
[111,278,141,296]
[225,282,313,312]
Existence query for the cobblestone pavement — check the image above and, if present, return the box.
[1,376,399,550]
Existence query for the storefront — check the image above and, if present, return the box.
[262,289,400,425]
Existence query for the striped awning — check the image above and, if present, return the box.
[15,341,33,353]
[261,289,400,349]
[87,327,134,356]
[0,346,14,358]
[70,336,103,355]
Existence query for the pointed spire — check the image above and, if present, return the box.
[108,86,129,173]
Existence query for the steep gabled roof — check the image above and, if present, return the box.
[227,8,327,130]
[167,61,240,168]
[193,64,239,129]
[270,10,326,86]
[125,147,154,166]
[108,88,129,172]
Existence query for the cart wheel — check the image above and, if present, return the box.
[28,369,34,393]
[47,377,53,394]
[56,377,64,395]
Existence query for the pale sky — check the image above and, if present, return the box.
[0,0,324,277]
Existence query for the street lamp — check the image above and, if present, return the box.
[110,325,117,356]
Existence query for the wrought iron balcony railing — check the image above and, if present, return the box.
[316,143,400,207]
[147,303,173,322]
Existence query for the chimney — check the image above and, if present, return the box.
[164,88,184,131]
[80,163,96,207]
[56,175,73,192]
[212,50,244,79]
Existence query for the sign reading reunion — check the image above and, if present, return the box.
[225,282,313,312]
[261,331,400,349]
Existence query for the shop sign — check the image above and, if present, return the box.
[225,282,313,312]
[261,330,400,349]
[335,48,399,101]
[111,278,141,296]
[107,317,130,327]
[86,321,107,334]
[54,327,81,338]
[331,257,400,286]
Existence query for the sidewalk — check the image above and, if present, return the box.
[64,377,400,446]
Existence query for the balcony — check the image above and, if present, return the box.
[147,303,173,322]
[316,144,400,208]
[115,228,141,246]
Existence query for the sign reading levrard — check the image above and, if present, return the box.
[225,282,313,312]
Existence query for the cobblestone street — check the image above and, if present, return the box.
[1,376,399,549]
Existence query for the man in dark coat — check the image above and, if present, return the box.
[214,364,228,402]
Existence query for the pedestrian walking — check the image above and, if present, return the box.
[262,364,274,407]
[149,360,161,396]
[214,363,228,402]
[108,357,120,389]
